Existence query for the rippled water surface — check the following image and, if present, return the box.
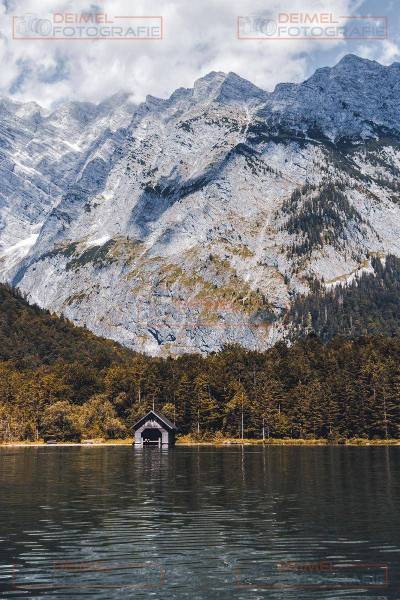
[0,446,400,599]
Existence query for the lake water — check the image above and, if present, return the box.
[0,446,399,599]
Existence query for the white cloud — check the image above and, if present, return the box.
[0,0,396,108]
[354,40,400,64]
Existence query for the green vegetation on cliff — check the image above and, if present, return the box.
[288,255,400,341]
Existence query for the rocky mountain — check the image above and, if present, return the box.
[2,54,400,355]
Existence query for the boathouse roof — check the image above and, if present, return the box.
[132,409,178,432]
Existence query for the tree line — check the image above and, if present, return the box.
[288,255,400,342]
[1,283,400,442]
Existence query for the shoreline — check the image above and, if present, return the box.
[1,438,400,448]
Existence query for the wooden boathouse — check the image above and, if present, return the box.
[132,410,178,447]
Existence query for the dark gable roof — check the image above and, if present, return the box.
[132,409,178,432]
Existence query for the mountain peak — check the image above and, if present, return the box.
[98,91,134,111]
[192,71,227,101]
[0,97,45,122]
[337,53,375,67]
[219,72,266,102]
[192,70,265,104]
[334,54,400,75]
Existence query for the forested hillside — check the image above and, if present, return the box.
[0,284,132,368]
[1,284,400,442]
[288,255,400,341]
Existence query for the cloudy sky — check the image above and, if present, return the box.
[0,0,399,108]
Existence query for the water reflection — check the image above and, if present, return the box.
[0,446,399,598]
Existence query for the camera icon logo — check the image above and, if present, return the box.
[14,13,53,38]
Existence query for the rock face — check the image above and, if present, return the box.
[2,54,400,355]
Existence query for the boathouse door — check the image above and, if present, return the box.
[142,428,162,446]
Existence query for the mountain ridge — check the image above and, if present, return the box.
[2,54,400,355]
